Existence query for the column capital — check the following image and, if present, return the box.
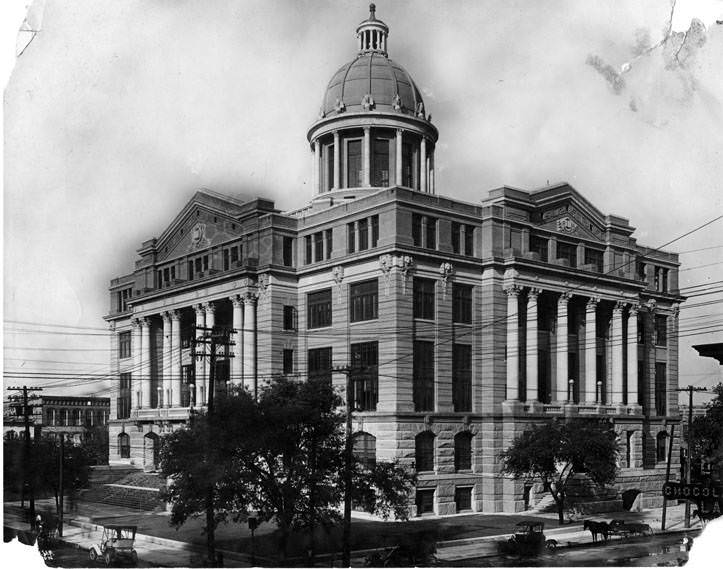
[161,311,172,324]
[613,300,626,313]
[203,302,216,315]
[671,302,680,319]
[242,290,258,304]
[396,128,403,135]
[363,125,371,133]
[230,295,243,308]
[193,303,205,316]
[628,302,641,316]
[645,298,657,313]
[131,318,142,329]
[333,130,340,139]
[504,284,523,297]
[169,309,180,322]
[558,291,572,305]
[527,287,542,301]
[139,317,151,328]
[586,296,600,309]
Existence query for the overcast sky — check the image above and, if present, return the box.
[3,0,723,404]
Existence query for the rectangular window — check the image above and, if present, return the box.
[307,289,332,329]
[455,487,473,513]
[426,217,437,249]
[413,278,435,320]
[347,140,362,187]
[118,331,131,359]
[325,229,333,259]
[187,260,194,280]
[305,235,312,265]
[452,284,472,324]
[626,431,634,468]
[661,268,669,292]
[655,362,667,416]
[325,143,334,192]
[117,372,131,419]
[347,222,356,254]
[416,489,435,515]
[584,248,604,272]
[372,137,390,187]
[451,221,461,254]
[223,249,230,271]
[231,245,240,265]
[453,344,472,412]
[283,349,294,375]
[202,255,209,271]
[529,235,548,261]
[181,365,193,407]
[557,241,577,268]
[654,267,661,291]
[351,341,378,411]
[350,279,378,322]
[358,218,369,251]
[282,237,293,267]
[308,347,332,383]
[371,215,379,248]
[412,213,422,246]
[283,306,297,331]
[637,261,646,282]
[402,142,414,188]
[314,232,324,262]
[655,315,667,347]
[464,225,474,256]
[413,340,435,412]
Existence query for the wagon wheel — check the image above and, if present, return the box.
[131,550,138,565]
[546,539,558,552]
[89,549,97,562]
[104,550,112,566]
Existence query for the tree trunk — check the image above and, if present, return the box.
[206,488,215,565]
[557,498,565,525]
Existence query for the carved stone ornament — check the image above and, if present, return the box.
[646,298,657,313]
[399,255,414,294]
[439,262,454,299]
[504,284,522,297]
[558,291,572,306]
[257,274,269,303]
[392,93,401,111]
[379,254,393,295]
[190,222,208,250]
[629,302,641,316]
[334,98,346,113]
[361,93,375,111]
[416,101,425,118]
[556,216,578,234]
[586,296,600,309]
[332,265,345,301]
[671,303,680,319]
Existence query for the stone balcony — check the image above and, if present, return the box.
[506,401,643,418]
[130,407,194,422]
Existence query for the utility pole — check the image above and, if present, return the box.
[333,363,359,568]
[58,434,64,537]
[7,385,43,529]
[661,424,675,530]
[191,325,236,566]
[676,385,707,528]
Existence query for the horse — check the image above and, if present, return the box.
[583,520,609,543]
[693,509,718,526]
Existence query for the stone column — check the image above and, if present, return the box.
[395,129,403,185]
[420,137,427,193]
[242,292,257,396]
[627,304,639,407]
[314,139,321,194]
[131,319,141,411]
[556,292,571,402]
[204,302,216,404]
[584,297,599,403]
[170,310,182,407]
[333,131,340,190]
[363,126,371,187]
[161,312,172,407]
[140,317,152,408]
[611,301,625,405]
[231,295,244,385]
[504,285,522,401]
[194,304,206,407]
[526,288,541,403]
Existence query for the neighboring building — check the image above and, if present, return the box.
[104,6,684,513]
[4,396,110,463]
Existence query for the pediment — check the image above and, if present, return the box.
[533,198,605,241]
[155,202,244,262]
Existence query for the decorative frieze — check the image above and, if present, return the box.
[439,262,454,299]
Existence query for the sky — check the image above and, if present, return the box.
[3,0,723,406]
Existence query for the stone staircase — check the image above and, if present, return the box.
[81,466,165,512]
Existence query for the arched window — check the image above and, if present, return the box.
[118,432,130,459]
[454,432,473,471]
[656,432,667,463]
[352,432,376,469]
[415,431,435,472]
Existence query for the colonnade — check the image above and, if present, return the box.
[504,285,641,406]
[312,128,434,194]
[129,292,257,411]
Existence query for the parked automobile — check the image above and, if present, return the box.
[88,525,138,566]
[498,521,557,556]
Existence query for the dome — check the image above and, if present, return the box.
[320,54,425,118]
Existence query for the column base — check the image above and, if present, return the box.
[563,403,579,418]
[502,400,524,415]
[627,404,643,415]
[526,400,545,414]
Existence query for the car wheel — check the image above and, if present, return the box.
[89,549,97,562]
[131,550,138,565]
[546,540,558,551]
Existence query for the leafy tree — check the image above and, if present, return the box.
[690,383,723,480]
[500,418,619,524]
[160,378,416,562]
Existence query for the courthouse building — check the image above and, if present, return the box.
[105,6,683,514]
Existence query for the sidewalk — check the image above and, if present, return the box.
[4,498,704,567]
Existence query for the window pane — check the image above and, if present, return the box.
[358,219,368,251]
[655,362,666,415]
[414,341,435,411]
[451,222,461,254]
[314,232,324,262]
[372,138,390,187]
[415,432,435,471]
[413,278,435,320]
[557,242,577,268]
[371,215,379,248]
[454,433,472,471]
[452,284,472,324]
[455,487,472,512]
[308,347,332,383]
[283,349,293,374]
[347,222,356,254]
[307,289,332,329]
[453,344,472,412]
[353,432,376,468]
[426,217,437,249]
[347,140,362,187]
[350,279,378,323]
[351,341,378,411]
[464,225,474,256]
[412,213,422,246]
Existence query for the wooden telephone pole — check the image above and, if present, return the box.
[676,385,708,528]
[191,325,236,565]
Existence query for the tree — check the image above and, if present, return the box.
[690,383,723,480]
[500,418,619,524]
[160,378,416,562]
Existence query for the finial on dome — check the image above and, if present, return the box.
[369,3,376,19]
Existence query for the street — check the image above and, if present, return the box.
[448,530,700,567]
